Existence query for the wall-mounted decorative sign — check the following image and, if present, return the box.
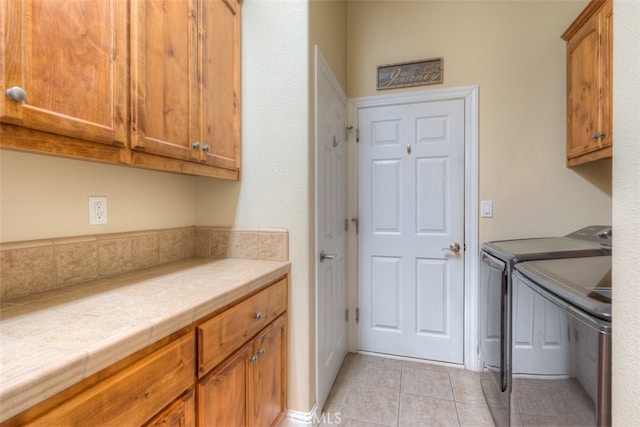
[377,57,443,90]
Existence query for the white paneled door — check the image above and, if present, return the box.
[316,48,348,413]
[358,99,465,364]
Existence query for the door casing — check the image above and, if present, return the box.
[347,86,480,371]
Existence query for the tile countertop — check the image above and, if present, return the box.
[0,257,290,423]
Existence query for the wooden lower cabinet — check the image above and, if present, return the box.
[7,333,196,427]
[1,277,287,427]
[197,315,287,427]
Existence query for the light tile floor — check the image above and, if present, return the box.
[320,353,495,427]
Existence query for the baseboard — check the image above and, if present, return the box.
[282,403,319,426]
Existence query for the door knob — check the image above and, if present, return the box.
[442,242,461,253]
[320,251,337,262]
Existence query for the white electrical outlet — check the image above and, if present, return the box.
[89,196,108,225]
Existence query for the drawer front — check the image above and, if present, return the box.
[198,278,287,377]
[30,333,195,427]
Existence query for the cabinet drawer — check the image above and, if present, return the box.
[198,278,287,377]
[29,333,195,427]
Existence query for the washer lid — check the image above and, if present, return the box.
[515,256,611,321]
[481,237,603,265]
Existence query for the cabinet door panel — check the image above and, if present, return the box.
[252,316,286,427]
[131,0,198,162]
[199,0,241,170]
[566,17,601,159]
[197,343,250,427]
[1,0,127,146]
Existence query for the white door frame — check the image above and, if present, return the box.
[346,86,480,371]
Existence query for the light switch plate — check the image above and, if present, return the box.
[481,200,493,218]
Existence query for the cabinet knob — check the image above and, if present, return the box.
[253,312,263,320]
[591,132,606,140]
[202,145,211,152]
[192,141,201,149]
[257,348,265,356]
[249,355,258,363]
[6,86,27,102]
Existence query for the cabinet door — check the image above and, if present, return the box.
[599,0,613,151]
[1,0,127,146]
[251,316,286,427]
[131,0,199,162]
[565,0,612,165]
[197,343,250,427]
[199,0,241,171]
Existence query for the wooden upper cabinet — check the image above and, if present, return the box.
[0,0,127,146]
[130,0,199,163]
[200,0,241,171]
[562,0,612,167]
[131,0,241,178]
[1,0,240,179]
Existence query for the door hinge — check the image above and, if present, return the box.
[356,307,360,323]
[345,309,349,322]
[351,217,359,234]
[356,128,360,143]
[345,218,349,232]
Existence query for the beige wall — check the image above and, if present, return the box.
[310,0,348,91]
[612,0,640,423]
[0,150,196,243]
[347,1,612,243]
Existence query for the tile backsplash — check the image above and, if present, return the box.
[0,227,288,300]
